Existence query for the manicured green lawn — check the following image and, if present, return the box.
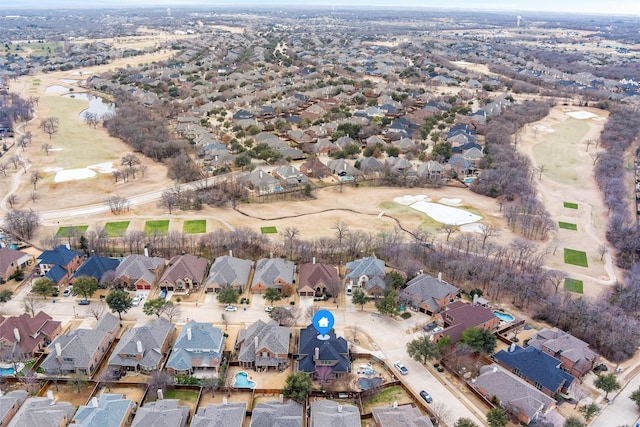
[144,220,170,236]
[162,389,199,401]
[183,220,206,234]
[261,226,278,234]
[558,222,577,231]
[563,202,579,209]
[55,225,88,238]
[105,221,130,237]
[564,278,584,294]
[564,249,589,267]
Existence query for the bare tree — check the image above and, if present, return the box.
[282,226,300,259]
[221,313,229,330]
[41,143,53,155]
[271,306,299,326]
[430,401,453,426]
[333,221,349,247]
[6,194,18,209]
[598,244,608,261]
[106,195,130,215]
[325,277,344,303]
[39,116,59,139]
[536,164,547,179]
[0,162,8,177]
[4,209,40,239]
[121,154,141,180]
[573,386,589,409]
[87,302,106,320]
[585,138,596,152]
[22,295,43,317]
[590,151,603,165]
[30,170,41,190]
[162,303,181,322]
[84,112,100,128]
[545,269,568,295]
[8,155,20,169]
[28,191,39,203]
[480,224,500,249]
[440,223,458,242]
[20,159,29,173]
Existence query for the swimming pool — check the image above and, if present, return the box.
[0,362,24,376]
[493,311,515,322]
[358,377,382,390]
[233,371,256,389]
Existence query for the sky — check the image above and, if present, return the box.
[2,0,639,16]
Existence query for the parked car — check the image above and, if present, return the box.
[225,305,238,312]
[419,390,433,403]
[77,299,90,305]
[423,322,436,332]
[265,306,274,312]
[594,364,608,372]
[63,286,73,297]
[131,296,141,307]
[159,289,167,299]
[394,361,408,375]
[431,326,444,335]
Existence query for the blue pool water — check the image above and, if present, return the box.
[358,377,382,390]
[494,311,515,322]
[0,367,16,376]
[234,371,256,389]
[464,177,476,183]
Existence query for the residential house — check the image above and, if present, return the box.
[297,261,339,297]
[472,364,556,425]
[313,138,338,155]
[236,319,290,371]
[0,390,27,427]
[297,324,350,380]
[345,256,386,297]
[462,147,484,169]
[157,254,209,292]
[251,258,295,294]
[272,165,309,188]
[36,245,83,287]
[300,157,330,178]
[205,255,252,293]
[416,160,444,180]
[392,137,416,153]
[359,157,385,176]
[8,396,75,427]
[432,301,500,344]
[114,254,166,292]
[70,394,135,427]
[191,402,247,427]
[0,311,62,359]
[399,273,459,315]
[493,345,575,397]
[250,399,303,427]
[310,400,360,427]
[385,157,416,179]
[237,168,281,195]
[527,327,599,377]
[107,318,175,376]
[371,404,435,427]
[165,320,225,375]
[327,159,361,181]
[131,399,189,427]
[69,254,120,284]
[0,248,34,282]
[40,313,120,376]
[447,154,472,176]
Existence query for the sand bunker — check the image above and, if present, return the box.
[566,111,598,120]
[439,198,463,207]
[88,162,117,173]
[393,194,431,206]
[410,201,482,225]
[460,223,485,233]
[53,162,116,182]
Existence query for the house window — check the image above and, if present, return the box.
[534,382,542,390]
[514,368,522,378]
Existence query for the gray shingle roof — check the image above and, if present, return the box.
[237,319,290,365]
[71,393,135,427]
[8,397,76,427]
[310,400,360,427]
[108,318,175,371]
[131,399,189,427]
[371,404,435,427]
[191,402,247,427]
[345,257,385,280]
[166,321,225,372]
[115,254,166,286]
[250,400,302,427]
[399,274,459,311]
[206,256,252,289]
[160,254,209,285]
[0,390,27,424]
[251,258,295,288]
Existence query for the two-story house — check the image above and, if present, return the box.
[158,254,209,293]
[236,319,290,372]
[0,311,61,359]
[399,273,459,315]
[114,254,166,292]
[344,256,386,297]
[433,301,500,344]
[297,324,350,380]
[36,245,83,287]
[165,321,225,376]
[527,327,599,378]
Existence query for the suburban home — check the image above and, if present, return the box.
[0,311,62,359]
[345,256,386,297]
[191,402,247,427]
[527,327,599,377]
[297,261,339,297]
[131,399,189,427]
[107,318,175,377]
[68,254,120,284]
[36,244,84,287]
[493,345,576,397]
[297,324,350,380]
[300,157,330,178]
[251,258,295,294]
[272,165,309,187]
[0,390,27,427]
[236,319,290,371]
[165,320,225,376]
[326,159,361,181]
[399,273,459,315]
[71,393,135,427]
[472,364,556,425]
[40,313,120,376]
[432,301,500,344]
[416,160,445,180]
[359,157,385,176]
[0,248,34,282]
[114,254,166,292]
[205,255,252,293]
[371,403,435,427]
[310,400,360,427]
[157,254,209,293]
[237,168,281,195]
[250,399,303,427]
[8,396,75,427]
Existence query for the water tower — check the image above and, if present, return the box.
[517,16,522,27]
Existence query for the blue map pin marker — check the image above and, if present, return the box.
[312,309,334,338]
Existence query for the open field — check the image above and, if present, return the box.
[564,278,584,293]
[558,222,577,231]
[104,221,130,237]
[564,249,589,267]
[183,220,206,234]
[144,220,170,236]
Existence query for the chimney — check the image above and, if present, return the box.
[157,389,164,400]
[312,256,316,265]
[13,328,20,343]
[279,393,283,404]
[144,247,149,257]
[46,390,54,401]
[55,342,62,357]
[492,366,498,373]
[187,328,192,341]
[509,343,516,352]
[65,243,70,250]
[314,347,319,361]
[392,400,398,408]
[137,340,143,353]
[223,397,228,405]
[254,336,259,351]
[437,272,442,282]
[337,404,342,413]
[91,397,99,407]
[229,250,233,257]
[473,294,478,305]
[259,170,263,178]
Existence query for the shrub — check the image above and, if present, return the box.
[400,312,412,319]
[290,301,295,305]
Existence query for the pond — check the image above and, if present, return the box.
[45,85,71,93]
[62,92,115,119]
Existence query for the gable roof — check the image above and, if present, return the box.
[0,390,27,424]
[191,402,247,427]
[206,256,252,288]
[8,397,76,427]
[252,258,295,288]
[371,404,435,427]
[297,324,349,375]
[166,321,225,372]
[310,400,360,427]
[345,256,385,280]
[439,301,497,342]
[0,248,32,275]
[37,245,81,267]
[528,327,598,367]
[237,319,290,365]
[115,255,166,285]
[250,399,302,427]
[399,274,459,311]
[71,393,135,427]
[131,399,189,427]
[70,255,120,282]
[0,311,61,356]
[297,263,338,290]
[108,318,175,370]
[160,254,209,284]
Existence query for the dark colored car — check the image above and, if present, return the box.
[78,299,90,305]
[419,390,433,403]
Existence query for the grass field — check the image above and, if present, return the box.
[55,225,88,238]
[261,226,278,234]
[105,221,130,237]
[564,248,589,267]
[564,278,584,293]
[183,220,206,234]
[559,222,577,230]
[563,202,579,209]
[144,220,170,236]
[379,201,445,233]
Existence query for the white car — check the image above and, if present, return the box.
[224,305,238,312]
[431,326,444,335]
[131,296,141,307]
[63,286,73,297]
[265,306,274,312]
[394,361,408,375]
